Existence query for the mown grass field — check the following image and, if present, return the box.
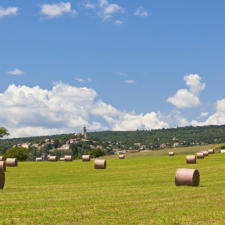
[1,144,225,224]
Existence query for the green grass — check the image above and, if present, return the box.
[1,145,225,224]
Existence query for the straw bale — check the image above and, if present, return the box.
[175,168,200,186]
[82,155,90,161]
[0,168,5,189]
[64,155,72,161]
[60,158,65,161]
[169,152,174,156]
[186,155,196,164]
[0,161,6,172]
[94,159,106,169]
[36,158,42,162]
[208,149,214,154]
[119,155,125,159]
[49,156,57,162]
[203,151,209,156]
[197,153,204,159]
[0,156,4,161]
[6,158,18,167]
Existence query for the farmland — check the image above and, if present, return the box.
[1,144,225,224]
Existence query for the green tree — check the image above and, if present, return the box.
[89,148,105,158]
[0,127,10,138]
[53,139,60,149]
[4,146,29,161]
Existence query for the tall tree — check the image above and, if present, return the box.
[0,127,10,138]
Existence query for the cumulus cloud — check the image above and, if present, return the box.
[167,74,205,108]
[7,69,24,75]
[191,99,225,126]
[125,80,135,84]
[82,0,96,9]
[0,82,169,137]
[0,5,18,18]
[39,2,77,18]
[134,6,148,17]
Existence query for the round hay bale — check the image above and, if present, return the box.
[60,158,65,161]
[175,168,200,186]
[197,153,204,159]
[64,155,72,161]
[6,158,18,167]
[36,157,42,162]
[208,149,214,154]
[0,156,4,161]
[119,155,125,159]
[0,161,6,172]
[0,168,5,189]
[169,152,174,156]
[94,159,106,169]
[203,151,209,156]
[82,155,90,161]
[186,155,196,164]
[49,156,57,162]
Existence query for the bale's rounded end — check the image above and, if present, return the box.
[0,168,5,189]
[94,159,106,169]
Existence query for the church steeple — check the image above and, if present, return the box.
[82,125,87,139]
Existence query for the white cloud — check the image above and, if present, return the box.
[167,74,205,108]
[134,6,148,17]
[197,112,208,119]
[39,2,77,18]
[7,69,24,75]
[125,80,135,83]
[115,20,123,25]
[75,78,85,82]
[87,77,92,81]
[191,99,225,126]
[82,0,96,9]
[0,82,169,137]
[0,5,18,18]
[115,71,127,76]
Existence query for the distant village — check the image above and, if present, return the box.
[9,126,209,161]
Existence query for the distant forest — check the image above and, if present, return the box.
[1,125,225,152]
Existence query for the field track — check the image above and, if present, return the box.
[1,145,225,224]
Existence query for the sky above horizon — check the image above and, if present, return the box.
[1,0,225,138]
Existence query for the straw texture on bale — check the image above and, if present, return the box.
[82,155,90,161]
[60,158,65,161]
[94,159,106,169]
[0,168,5,189]
[64,155,72,161]
[6,158,18,167]
[0,156,4,161]
[119,155,125,159]
[197,153,204,159]
[203,151,209,156]
[0,161,6,172]
[208,149,214,154]
[49,156,57,162]
[36,158,42,162]
[175,168,200,186]
[186,155,196,164]
[169,152,174,156]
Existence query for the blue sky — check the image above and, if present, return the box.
[1,0,225,137]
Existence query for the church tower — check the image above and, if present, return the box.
[82,126,87,139]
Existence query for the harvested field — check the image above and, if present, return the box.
[0,144,225,224]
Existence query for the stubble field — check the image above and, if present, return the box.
[1,144,225,224]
